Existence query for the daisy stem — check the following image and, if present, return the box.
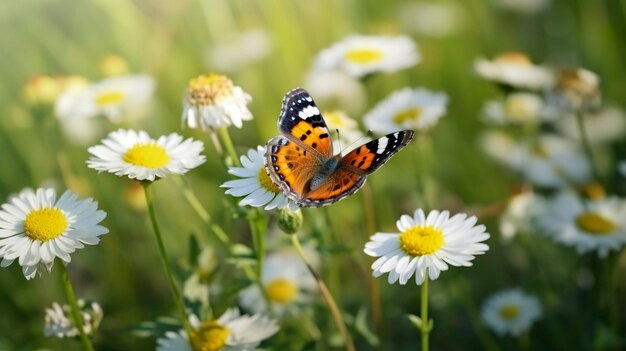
[59,262,94,351]
[290,234,356,351]
[420,273,430,351]
[248,211,275,316]
[575,111,601,182]
[361,184,383,335]
[217,127,242,167]
[142,183,195,340]
[172,177,230,246]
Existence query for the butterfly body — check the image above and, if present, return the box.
[266,88,414,207]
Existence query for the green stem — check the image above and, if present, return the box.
[59,262,94,351]
[172,177,230,246]
[142,182,195,340]
[217,127,241,167]
[361,184,383,337]
[290,234,356,351]
[575,111,601,182]
[420,274,430,351]
[248,211,274,316]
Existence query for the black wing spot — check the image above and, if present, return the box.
[358,160,365,168]
[362,156,366,161]
[271,156,277,162]
[350,160,356,166]
[356,148,361,155]
[303,150,307,156]
[274,166,280,171]
[312,142,317,148]
[300,134,307,141]
[287,162,294,169]
[319,133,329,139]
[278,174,285,180]
[306,130,312,135]
[333,184,341,191]
[343,177,351,185]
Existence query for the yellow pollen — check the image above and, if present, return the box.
[266,278,298,303]
[24,207,68,242]
[399,225,445,256]
[580,183,606,201]
[123,143,170,169]
[393,107,422,125]
[95,90,125,106]
[494,52,532,66]
[576,212,616,235]
[190,320,229,351]
[187,73,234,106]
[345,48,384,64]
[505,96,533,121]
[258,167,281,194]
[499,304,520,321]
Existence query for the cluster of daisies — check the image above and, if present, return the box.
[474,52,626,336]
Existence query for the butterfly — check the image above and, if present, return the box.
[265,88,415,207]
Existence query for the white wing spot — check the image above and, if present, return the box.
[305,96,313,102]
[377,137,389,154]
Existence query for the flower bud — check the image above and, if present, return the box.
[278,208,303,234]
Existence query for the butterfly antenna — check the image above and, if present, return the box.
[335,129,342,151]
[341,130,373,154]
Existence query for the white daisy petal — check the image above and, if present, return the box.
[364,208,490,285]
[0,188,108,279]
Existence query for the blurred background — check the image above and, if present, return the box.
[0,0,625,350]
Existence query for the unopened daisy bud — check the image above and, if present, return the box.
[182,73,253,130]
[278,208,303,234]
[99,54,130,77]
[553,67,600,110]
[44,301,103,338]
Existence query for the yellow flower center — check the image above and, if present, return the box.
[393,107,422,125]
[266,278,298,303]
[23,207,68,242]
[505,96,534,121]
[499,304,520,321]
[190,320,229,351]
[99,54,129,77]
[580,183,606,201]
[494,52,532,66]
[576,212,616,235]
[258,167,281,194]
[95,90,126,107]
[345,48,384,64]
[399,225,445,256]
[187,73,234,106]
[123,143,170,169]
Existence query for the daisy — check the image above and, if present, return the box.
[322,110,366,151]
[364,209,490,285]
[481,92,552,125]
[239,250,317,317]
[304,70,366,115]
[87,129,206,182]
[44,300,103,338]
[511,134,591,188]
[156,308,278,351]
[550,67,600,110]
[181,73,253,129]
[364,87,448,134]
[397,2,464,38]
[55,74,154,122]
[314,34,420,78]
[221,146,298,211]
[499,190,547,242]
[555,105,626,145]
[474,52,554,90]
[0,188,108,280]
[538,191,626,257]
[481,289,542,337]
[478,130,522,168]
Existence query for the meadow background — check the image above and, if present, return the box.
[1,0,625,350]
